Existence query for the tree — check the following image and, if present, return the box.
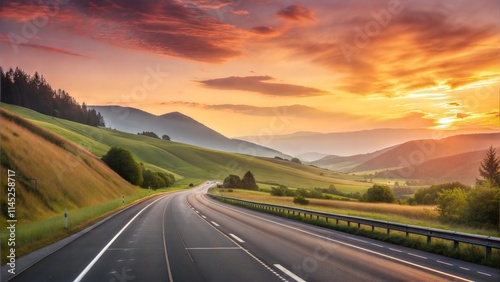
[241,171,258,190]
[436,188,467,223]
[162,134,171,141]
[291,157,302,164]
[413,182,469,205]
[361,184,397,203]
[466,182,499,228]
[101,147,143,185]
[293,195,309,205]
[478,146,500,187]
[223,174,241,188]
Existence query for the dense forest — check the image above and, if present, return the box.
[1,67,105,127]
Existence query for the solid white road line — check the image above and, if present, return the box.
[229,233,245,243]
[74,196,167,282]
[274,264,306,282]
[203,194,474,282]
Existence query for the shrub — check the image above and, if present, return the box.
[293,195,309,205]
[361,184,397,203]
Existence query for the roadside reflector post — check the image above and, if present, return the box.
[122,195,125,205]
[64,208,68,229]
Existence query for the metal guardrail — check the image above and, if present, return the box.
[209,194,500,259]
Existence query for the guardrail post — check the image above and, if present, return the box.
[485,246,492,260]
[325,217,328,223]
[348,221,350,227]
[371,226,374,232]
[427,235,432,246]
[358,223,361,228]
[387,229,390,235]
[453,241,459,250]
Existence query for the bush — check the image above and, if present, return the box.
[414,182,469,205]
[293,195,309,205]
[101,147,142,185]
[223,174,241,188]
[270,185,294,196]
[361,184,397,203]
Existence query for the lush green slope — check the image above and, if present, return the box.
[1,103,371,192]
[0,108,137,223]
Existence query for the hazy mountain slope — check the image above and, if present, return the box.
[311,146,396,172]
[90,105,289,158]
[352,133,500,172]
[0,108,136,223]
[238,129,447,156]
[374,148,500,185]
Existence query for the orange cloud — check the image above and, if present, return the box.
[196,76,329,97]
[277,5,315,22]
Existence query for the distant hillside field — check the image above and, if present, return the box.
[0,108,137,223]
[1,103,371,193]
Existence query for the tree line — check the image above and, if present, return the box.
[1,67,105,127]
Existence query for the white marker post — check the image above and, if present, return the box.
[64,208,68,229]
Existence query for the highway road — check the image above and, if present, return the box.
[6,183,500,281]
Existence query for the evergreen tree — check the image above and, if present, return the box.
[478,146,500,187]
[241,171,258,190]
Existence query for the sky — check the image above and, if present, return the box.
[1,0,499,137]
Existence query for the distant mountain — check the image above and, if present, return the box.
[296,152,330,162]
[311,146,396,172]
[90,106,290,158]
[374,147,500,186]
[351,133,500,172]
[238,128,478,156]
[312,133,500,185]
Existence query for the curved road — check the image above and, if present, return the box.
[6,183,500,281]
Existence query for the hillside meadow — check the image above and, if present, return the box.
[1,103,371,191]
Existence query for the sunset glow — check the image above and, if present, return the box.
[1,0,499,137]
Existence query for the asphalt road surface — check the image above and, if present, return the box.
[6,183,500,281]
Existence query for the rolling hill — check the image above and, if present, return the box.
[0,108,137,223]
[90,105,290,159]
[350,133,500,172]
[374,147,500,185]
[1,103,371,193]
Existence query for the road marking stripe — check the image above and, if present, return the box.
[371,243,384,248]
[389,248,402,253]
[477,271,491,276]
[201,215,207,219]
[229,233,245,243]
[459,267,470,271]
[185,247,241,250]
[211,221,220,227]
[73,195,167,282]
[437,261,453,266]
[204,194,474,282]
[274,264,306,282]
[408,253,427,259]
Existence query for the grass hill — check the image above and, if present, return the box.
[0,108,137,223]
[374,147,500,185]
[90,105,290,159]
[1,103,371,193]
[351,133,500,173]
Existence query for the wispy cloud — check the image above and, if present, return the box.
[0,0,247,63]
[196,76,329,97]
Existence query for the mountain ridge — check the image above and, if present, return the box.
[89,105,290,159]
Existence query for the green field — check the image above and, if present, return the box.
[1,103,371,191]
